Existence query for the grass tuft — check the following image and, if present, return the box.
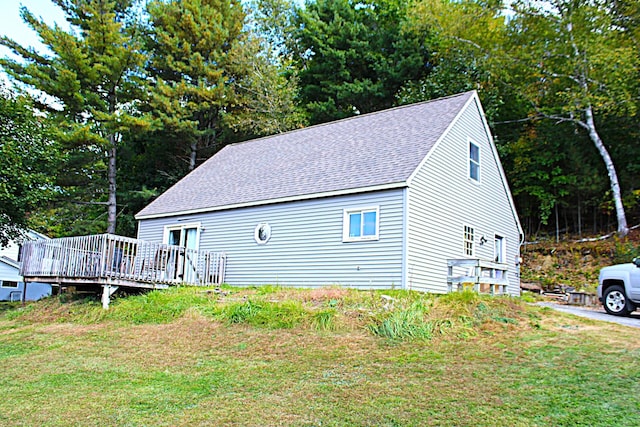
[216,299,307,329]
[311,309,337,331]
[368,300,439,341]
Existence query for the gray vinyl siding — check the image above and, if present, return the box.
[138,189,404,288]
[406,97,521,295]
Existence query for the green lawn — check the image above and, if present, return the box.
[0,288,638,426]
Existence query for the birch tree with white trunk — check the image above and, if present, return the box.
[409,0,637,236]
[504,0,636,236]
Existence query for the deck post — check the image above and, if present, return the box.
[21,280,28,306]
[101,285,119,309]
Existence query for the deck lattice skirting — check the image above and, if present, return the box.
[20,234,226,289]
[447,259,509,295]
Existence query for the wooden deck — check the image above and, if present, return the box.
[446,258,510,295]
[20,234,227,290]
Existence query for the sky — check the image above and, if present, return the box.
[0,0,68,58]
[0,1,66,87]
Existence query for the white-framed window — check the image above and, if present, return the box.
[464,225,475,256]
[254,222,272,245]
[163,222,201,250]
[1,281,19,288]
[343,207,379,242]
[469,141,480,182]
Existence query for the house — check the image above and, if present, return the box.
[135,91,524,295]
[0,230,52,301]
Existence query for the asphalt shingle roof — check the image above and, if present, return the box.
[136,91,474,218]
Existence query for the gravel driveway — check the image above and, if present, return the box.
[537,302,640,329]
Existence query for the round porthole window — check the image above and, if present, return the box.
[254,222,271,244]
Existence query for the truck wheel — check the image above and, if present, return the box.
[603,285,631,316]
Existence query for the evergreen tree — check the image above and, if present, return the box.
[0,0,150,234]
[146,0,303,172]
[293,0,430,124]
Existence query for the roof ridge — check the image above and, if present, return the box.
[224,91,476,150]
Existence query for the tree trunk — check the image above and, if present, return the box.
[577,197,582,237]
[107,135,117,234]
[189,140,197,171]
[555,203,559,243]
[584,105,629,237]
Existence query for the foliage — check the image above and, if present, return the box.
[400,0,507,119]
[405,0,640,236]
[0,90,59,246]
[145,0,246,170]
[146,0,303,173]
[247,0,298,61]
[502,0,638,236]
[216,299,308,328]
[1,0,639,240]
[367,300,445,340]
[292,0,431,124]
[222,36,305,136]
[0,0,152,235]
[503,123,576,226]
[4,286,529,339]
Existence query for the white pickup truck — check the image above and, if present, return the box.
[597,258,640,316]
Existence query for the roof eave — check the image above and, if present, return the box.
[135,181,409,221]
[0,256,20,269]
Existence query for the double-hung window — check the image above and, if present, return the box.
[469,141,480,182]
[343,207,379,242]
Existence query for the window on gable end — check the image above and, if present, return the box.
[343,207,379,242]
[469,141,480,182]
[464,225,475,256]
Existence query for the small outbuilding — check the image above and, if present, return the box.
[136,91,524,295]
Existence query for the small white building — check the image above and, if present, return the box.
[136,91,524,295]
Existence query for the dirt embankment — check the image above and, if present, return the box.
[521,228,640,293]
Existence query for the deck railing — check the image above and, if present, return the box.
[446,258,509,295]
[19,234,226,287]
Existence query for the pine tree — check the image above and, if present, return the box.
[292,0,430,124]
[0,0,150,234]
[146,0,245,171]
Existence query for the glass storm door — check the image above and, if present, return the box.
[168,226,199,282]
